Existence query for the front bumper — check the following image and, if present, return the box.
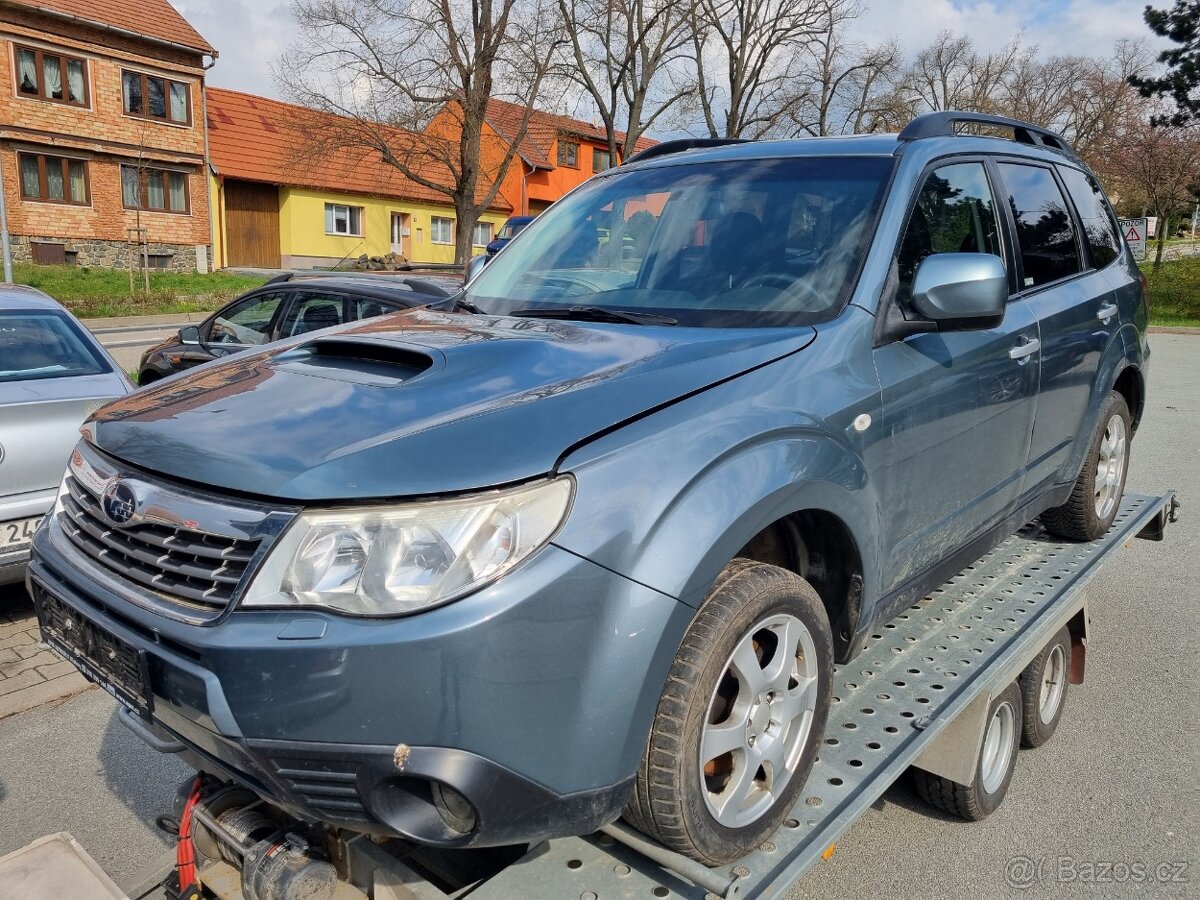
[30,520,690,847]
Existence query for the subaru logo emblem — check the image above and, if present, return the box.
[102,481,139,526]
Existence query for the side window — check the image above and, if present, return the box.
[997,163,1082,289]
[281,292,346,338]
[351,296,399,321]
[207,293,285,345]
[1057,166,1121,270]
[897,162,1003,304]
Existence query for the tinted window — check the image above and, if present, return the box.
[997,163,1082,289]
[897,162,1003,304]
[0,311,110,382]
[208,293,285,345]
[350,296,398,321]
[1058,167,1121,269]
[467,157,894,328]
[281,293,346,338]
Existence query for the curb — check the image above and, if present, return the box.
[80,311,212,330]
[1148,326,1200,335]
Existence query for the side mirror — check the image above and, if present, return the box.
[463,253,489,286]
[179,325,201,345]
[911,253,1007,329]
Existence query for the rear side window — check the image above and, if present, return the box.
[896,162,1004,304]
[0,310,110,382]
[1057,166,1121,270]
[997,163,1082,289]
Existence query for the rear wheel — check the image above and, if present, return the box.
[913,681,1022,820]
[1018,627,1071,748]
[1041,391,1130,541]
[625,560,832,864]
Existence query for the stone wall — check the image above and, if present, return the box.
[11,235,204,272]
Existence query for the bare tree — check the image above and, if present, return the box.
[556,0,693,162]
[279,0,561,263]
[902,31,1026,114]
[784,1,901,137]
[1101,106,1200,270]
[689,0,833,138]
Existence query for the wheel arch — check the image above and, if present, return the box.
[1112,363,1145,434]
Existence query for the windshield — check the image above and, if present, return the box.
[0,310,112,382]
[498,218,532,240]
[467,157,893,327]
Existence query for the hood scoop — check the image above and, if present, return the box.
[270,338,437,386]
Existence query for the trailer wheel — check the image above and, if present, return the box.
[625,559,832,865]
[1019,627,1071,748]
[912,681,1022,821]
[1041,391,1131,541]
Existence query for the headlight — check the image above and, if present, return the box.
[242,477,573,616]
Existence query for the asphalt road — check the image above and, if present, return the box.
[0,335,1195,897]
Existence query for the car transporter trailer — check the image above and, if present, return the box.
[4,491,1178,900]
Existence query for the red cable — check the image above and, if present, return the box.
[177,774,204,892]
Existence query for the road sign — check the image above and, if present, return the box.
[1119,217,1147,260]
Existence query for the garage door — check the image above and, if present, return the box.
[225,180,280,268]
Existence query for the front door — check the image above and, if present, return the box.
[391,213,410,258]
[872,160,1040,593]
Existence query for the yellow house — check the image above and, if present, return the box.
[206,88,510,269]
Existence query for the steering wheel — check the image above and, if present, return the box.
[740,272,828,310]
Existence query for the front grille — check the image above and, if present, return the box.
[269,755,372,825]
[59,475,261,610]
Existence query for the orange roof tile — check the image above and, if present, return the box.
[484,97,658,169]
[11,0,214,54]
[206,88,511,212]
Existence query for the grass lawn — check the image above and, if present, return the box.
[11,263,268,319]
[1142,256,1200,328]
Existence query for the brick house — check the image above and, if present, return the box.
[0,0,214,271]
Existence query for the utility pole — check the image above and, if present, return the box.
[0,159,13,282]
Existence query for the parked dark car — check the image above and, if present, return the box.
[33,112,1146,866]
[484,215,535,257]
[137,275,450,384]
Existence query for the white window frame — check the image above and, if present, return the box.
[325,203,363,237]
[471,221,493,247]
[431,216,454,245]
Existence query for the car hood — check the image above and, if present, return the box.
[89,308,815,501]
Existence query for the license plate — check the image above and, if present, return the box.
[1,515,41,550]
[32,584,153,715]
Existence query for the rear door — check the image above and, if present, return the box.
[993,161,1119,495]
[873,160,1040,592]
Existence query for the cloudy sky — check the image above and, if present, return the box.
[179,0,1163,108]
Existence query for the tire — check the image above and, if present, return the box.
[1041,391,1131,541]
[1018,627,1071,748]
[138,370,160,386]
[625,559,833,864]
[912,680,1022,821]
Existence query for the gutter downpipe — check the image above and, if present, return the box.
[200,54,217,271]
[0,154,12,282]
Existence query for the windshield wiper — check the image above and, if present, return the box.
[508,306,677,326]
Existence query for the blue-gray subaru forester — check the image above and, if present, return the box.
[29,112,1146,865]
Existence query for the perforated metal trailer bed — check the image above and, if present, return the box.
[111,491,1175,900]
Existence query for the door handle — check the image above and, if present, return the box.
[1009,338,1041,362]
[1097,302,1118,323]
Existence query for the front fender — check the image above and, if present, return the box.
[553,384,882,614]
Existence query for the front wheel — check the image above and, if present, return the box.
[624,560,832,865]
[1041,391,1131,541]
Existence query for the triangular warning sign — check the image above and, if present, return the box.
[1124,225,1141,240]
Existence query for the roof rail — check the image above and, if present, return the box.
[624,138,750,166]
[261,271,450,297]
[898,111,1077,158]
